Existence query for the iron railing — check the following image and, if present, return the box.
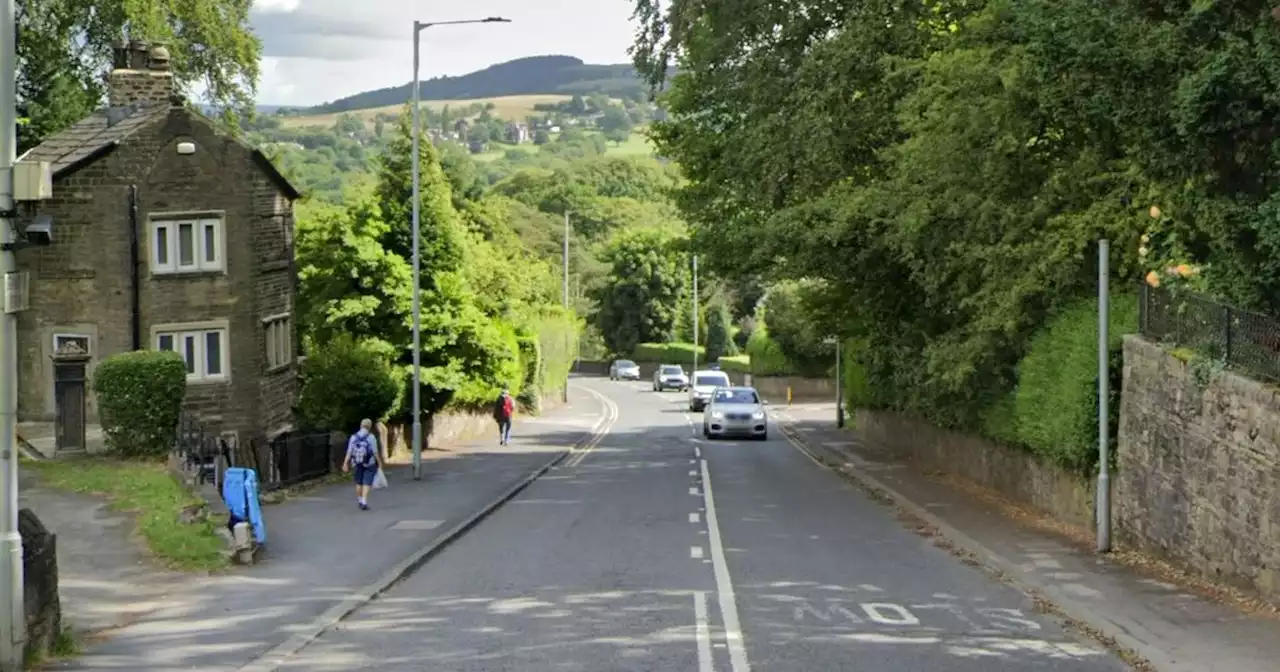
[1139,283,1280,382]
[171,414,343,491]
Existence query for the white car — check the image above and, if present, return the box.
[688,369,731,411]
[610,359,641,381]
[703,386,769,441]
[653,364,690,391]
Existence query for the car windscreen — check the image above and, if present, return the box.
[713,389,759,404]
[696,375,730,387]
[661,366,684,374]
[616,360,636,367]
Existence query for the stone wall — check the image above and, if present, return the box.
[854,410,1097,528]
[749,376,836,402]
[1117,335,1280,599]
[20,508,62,661]
[382,391,572,457]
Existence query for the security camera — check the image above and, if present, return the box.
[25,215,52,246]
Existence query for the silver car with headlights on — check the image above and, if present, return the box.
[702,386,769,441]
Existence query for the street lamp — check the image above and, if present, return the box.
[410,16,511,481]
[562,211,570,403]
[824,336,843,428]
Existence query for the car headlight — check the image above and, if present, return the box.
[752,411,765,420]
[711,411,724,419]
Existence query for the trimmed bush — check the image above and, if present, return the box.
[93,350,188,458]
[988,293,1138,472]
[298,335,401,433]
[718,355,751,374]
[534,310,578,398]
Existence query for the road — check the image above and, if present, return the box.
[279,378,1130,672]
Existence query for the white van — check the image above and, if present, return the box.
[688,369,732,412]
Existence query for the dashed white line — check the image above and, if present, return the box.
[700,459,751,671]
[689,469,698,476]
[690,487,700,496]
[691,546,704,559]
[689,512,700,523]
[694,591,714,672]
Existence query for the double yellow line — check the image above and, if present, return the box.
[565,387,619,467]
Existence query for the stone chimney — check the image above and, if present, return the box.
[107,39,176,108]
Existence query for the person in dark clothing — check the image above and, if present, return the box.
[494,388,514,445]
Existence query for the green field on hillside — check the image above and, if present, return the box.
[280,94,619,130]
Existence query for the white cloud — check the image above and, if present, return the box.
[250,0,639,106]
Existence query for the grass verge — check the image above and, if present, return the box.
[24,457,229,572]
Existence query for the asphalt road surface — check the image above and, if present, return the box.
[281,378,1130,672]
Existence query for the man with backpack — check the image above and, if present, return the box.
[342,418,382,510]
[494,389,515,445]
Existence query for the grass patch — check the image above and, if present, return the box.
[24,457,229,572]
[719,355,751,374]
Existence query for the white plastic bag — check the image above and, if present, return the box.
[372,468,388,489]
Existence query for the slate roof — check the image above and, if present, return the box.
[18,103,167,176]
[17,102,300,200]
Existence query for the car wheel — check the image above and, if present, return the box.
[703,426,710,438]
[758,432,769,441]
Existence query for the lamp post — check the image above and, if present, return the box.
[562,211,570,403]
[411,16,510,480]
[1096,239,1111,553]
[825,336,843,428]
[692,255,699,374]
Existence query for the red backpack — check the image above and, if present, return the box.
[502,396,514,416]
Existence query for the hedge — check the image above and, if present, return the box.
[633,342,704,365]
[982,293,1137,472]
[92,350,188,458]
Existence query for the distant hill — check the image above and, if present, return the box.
[307,55,647,115]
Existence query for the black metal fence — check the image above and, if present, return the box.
[171,414,344,491]
[1139,283,1280,382]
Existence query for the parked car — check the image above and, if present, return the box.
[703,386,769,441]
[653,364,690,391]
[688,369,732,411]
[610,359,641,381]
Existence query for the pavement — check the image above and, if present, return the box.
[34,383,611,671]
[274,378,1129,672]
[772,401,1280,672]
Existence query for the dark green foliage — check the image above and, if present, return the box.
[92,351,188,458]
[591,227,690,355]
[704,299,736,362]
[298,335,401,432]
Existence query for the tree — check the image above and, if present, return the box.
[599,107,634,140]
[569,94,588,115]
[295,191,411,352]
[592,227,690,354]
[533,129,551,145]
[704,298,736,362]
[298,335,402,432]
[18,0,263,151]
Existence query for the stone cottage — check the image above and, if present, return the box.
[11,40,300,452]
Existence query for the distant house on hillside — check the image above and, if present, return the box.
[9,40,300,454]
[505,122,530,144]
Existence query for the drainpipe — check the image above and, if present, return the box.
[128,185,141,349]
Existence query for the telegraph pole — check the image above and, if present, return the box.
[0,0,26,660]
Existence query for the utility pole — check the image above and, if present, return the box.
[562,211,570,403]
[0,0,25,660]
[692,255,698,373]
[1096,239,1112,553]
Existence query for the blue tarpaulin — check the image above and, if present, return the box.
[222,467,266,545]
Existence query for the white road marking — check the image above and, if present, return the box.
[694,591,714,672]
[700,459,751,671]
[695,447,702,459]
[691,546,704,559]
[388,520,443,531]
[690,487,700,496]
[689,469,698,476]
[690,512,700,523]
[862,603,921,626]
[565,388,619,468]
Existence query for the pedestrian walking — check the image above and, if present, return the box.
[342,418,381,510]
[494,388,515,445]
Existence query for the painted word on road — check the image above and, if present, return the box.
[790,599,1042,633]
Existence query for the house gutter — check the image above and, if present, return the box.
[128,184,141,349]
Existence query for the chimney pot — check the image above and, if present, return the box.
[148,45,171,71]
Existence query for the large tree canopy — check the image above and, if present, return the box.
[18,0,262,151]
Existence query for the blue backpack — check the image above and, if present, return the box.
[349,433,375,468]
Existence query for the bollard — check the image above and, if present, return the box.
[787,386,792,407]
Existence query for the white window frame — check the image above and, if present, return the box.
[263,313,293,371]
[51,333,92,356]
[152,321,230,384]
[149,216,225,275]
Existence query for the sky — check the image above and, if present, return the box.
[250,0,641,107]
